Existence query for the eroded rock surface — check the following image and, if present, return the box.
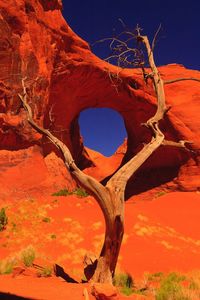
[0,0,199,197]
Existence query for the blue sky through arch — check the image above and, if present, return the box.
[79,108,127,157]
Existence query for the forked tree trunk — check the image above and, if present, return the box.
[92,193,124,283]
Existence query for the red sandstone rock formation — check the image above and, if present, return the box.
[0,0,199,198]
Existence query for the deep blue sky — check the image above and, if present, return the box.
[63,0,200,156]
[79,108,126,156]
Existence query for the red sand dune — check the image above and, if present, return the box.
[0,191,200,299]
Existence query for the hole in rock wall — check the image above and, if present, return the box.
[79,108,127,157]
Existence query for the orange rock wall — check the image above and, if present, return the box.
[0,0,199,196]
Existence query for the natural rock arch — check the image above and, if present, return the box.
[0,0,199,193]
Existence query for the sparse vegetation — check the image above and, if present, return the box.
[114,272,134,296]
[156,272,188,300]
[52,188,72,196]
[155,191,167,198]
[21,246,36,267]
[0,259,15,274]
[42,217,51,223]
[120,286,133,296]
[37,266,53,277]
[73,187,89,198]
[52,187,88,197]
[52,199,58,204]
[0,208,8,231]
[11,222,17,231]
[188,279,199,290]
[50,234,56,239]
[27,198,35,203]
[147,271,164,282]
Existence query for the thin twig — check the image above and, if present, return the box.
[152,24,162,52]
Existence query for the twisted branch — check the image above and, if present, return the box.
[106,31,193,194]
[18,79,113,224]
[164,77,200,84]
[162,139,193,150]
[107,32,167,192]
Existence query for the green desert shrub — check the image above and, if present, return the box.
[188,279,199,290]
[52,187,88,197]
[38,266,52,277]
[147,271,164,282]
[156,272,189,300]
[52,188,72,196]
[0,259,15,274]
[21,246,36,267]
[114,272,134,296]
[42,217,51,223]
[73,187,88,197]
[155,191,167,198]
[0,208,8,231]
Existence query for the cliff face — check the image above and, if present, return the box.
[0,0,200,198]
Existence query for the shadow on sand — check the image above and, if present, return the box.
[0,293,34,300]
[54,264,78,283]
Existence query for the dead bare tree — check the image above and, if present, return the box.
[19,28,194,284]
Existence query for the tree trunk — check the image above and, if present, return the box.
[92,193,124,284]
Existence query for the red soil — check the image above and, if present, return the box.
[123,192,200,277]
[0,276,95,300]
[0,190,200,299]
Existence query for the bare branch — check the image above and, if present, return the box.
[49,104,55,124]
[141,35,167,126]
[106,30,195,194]
[164,77,200,84]
[162,139,193,150]
[18,79,113,223]
[118,18,126,29]
[107,32,167,193]
[93,30,145,68]
[93,37,128,48]
[152,24,162,52]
